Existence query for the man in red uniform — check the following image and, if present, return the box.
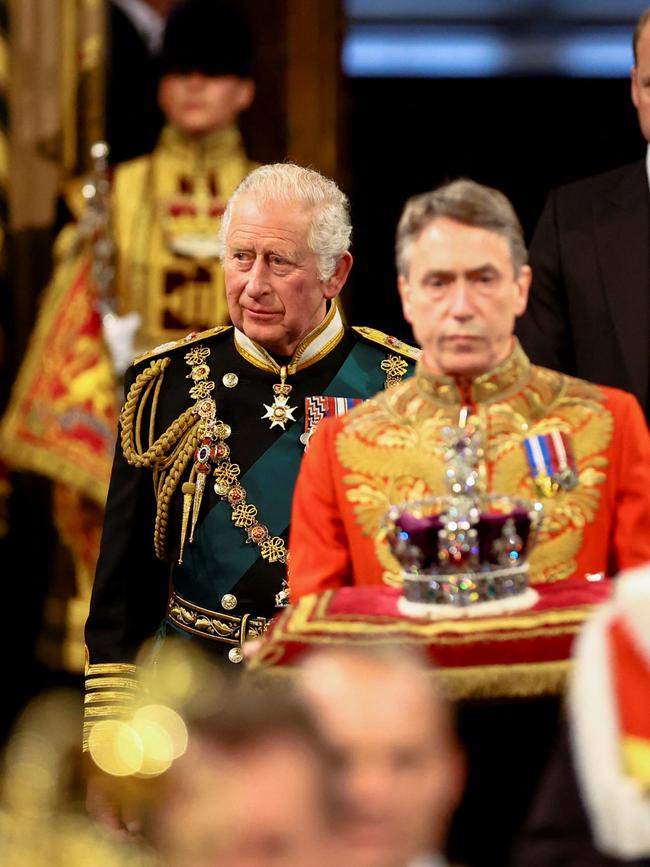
[288,178,650,600]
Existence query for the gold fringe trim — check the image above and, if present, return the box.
[84,690,138,705]
[85,676,140,691]
[83,704,135,718]
[85,662,137,676]
[250,654,571,701]
[119,356,202,558]
[434,659,571,701]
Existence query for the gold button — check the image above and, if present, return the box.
[221,593,237,610]
[228,647,243,664]
[222,372,238,388]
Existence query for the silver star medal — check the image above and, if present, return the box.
[262,395,297,430]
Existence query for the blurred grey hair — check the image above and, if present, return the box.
[218,163,352,280]
[395,178,528,279]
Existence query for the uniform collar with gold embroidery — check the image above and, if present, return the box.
[234,304,346,430]
[158,124,246,163]
[233,304,345,375]
[415,339,532,407]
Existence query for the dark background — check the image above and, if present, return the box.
[343,74,645,336]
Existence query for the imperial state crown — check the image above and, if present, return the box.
[386,408,543,618]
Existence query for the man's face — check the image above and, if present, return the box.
[300,656,463,867]
[398,216,530,377]
[224,196,351,356]
[152,737,332,867]
[158,73,254,137]
[632,22,650,143]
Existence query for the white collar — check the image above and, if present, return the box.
[233,304,345,374]
[645,143,650,189]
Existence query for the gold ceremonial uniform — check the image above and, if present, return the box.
[106,123,257,350]
[289,342,650,597]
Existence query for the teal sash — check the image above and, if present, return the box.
[177,341,402,601]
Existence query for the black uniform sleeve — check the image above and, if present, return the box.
[84,412,169,667]
[83,364,170,748]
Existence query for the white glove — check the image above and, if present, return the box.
[102,311,142,378]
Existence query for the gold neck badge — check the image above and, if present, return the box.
[262,364,297,430]
[233,305,345,430]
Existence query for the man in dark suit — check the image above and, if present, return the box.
[517,7,650,423]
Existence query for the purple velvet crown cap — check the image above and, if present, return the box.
[387,497,541,574]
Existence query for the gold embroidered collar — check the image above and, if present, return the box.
[233,304,345,375]
[415,340,532,406]
[158,124,246,164]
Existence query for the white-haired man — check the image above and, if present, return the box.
[83,163,419,774]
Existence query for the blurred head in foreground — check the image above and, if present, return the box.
[147,676,337,867]
[296,646,465,867]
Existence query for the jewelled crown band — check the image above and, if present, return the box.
[387,495,542,609]
[386,405,544,615]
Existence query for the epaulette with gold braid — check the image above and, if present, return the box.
[133,325,232,366]
[351,326,421,361]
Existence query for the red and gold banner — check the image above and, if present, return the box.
[0,240,117,506]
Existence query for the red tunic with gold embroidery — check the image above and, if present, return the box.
[288,343,650,599]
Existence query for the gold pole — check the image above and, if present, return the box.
[0,0,9,252]
[61,0,78,175]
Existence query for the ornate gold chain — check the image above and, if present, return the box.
[181,345,288,568]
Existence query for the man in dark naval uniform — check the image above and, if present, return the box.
[83,163,419,744]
